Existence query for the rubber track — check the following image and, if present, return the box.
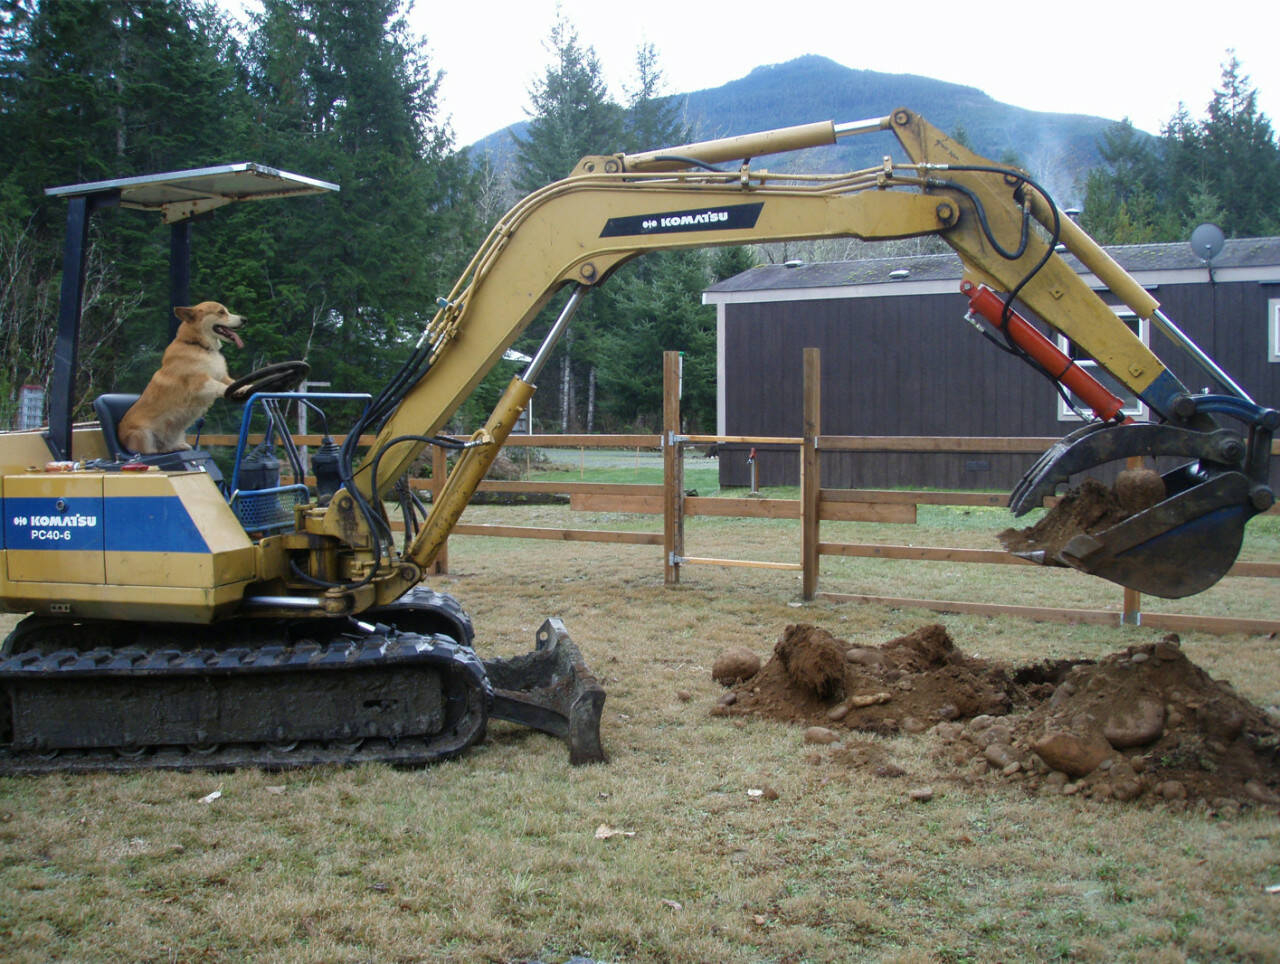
[0,632,492,775]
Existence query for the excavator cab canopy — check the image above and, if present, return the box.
[42,163,338,460]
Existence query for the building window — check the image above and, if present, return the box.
[1270,298,1280,363]
[1056,310,1149,421]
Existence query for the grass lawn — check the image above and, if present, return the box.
[2,473,1278,962]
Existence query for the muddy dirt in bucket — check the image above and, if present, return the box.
[713,623,1280,811]
[998,469,1166,561]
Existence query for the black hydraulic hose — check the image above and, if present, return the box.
[938,163,1091,420]
[931,177,1032,262]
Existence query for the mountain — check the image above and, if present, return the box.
[467,55,1133,205]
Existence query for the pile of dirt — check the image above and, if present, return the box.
[712,624,1280,811]
[714,623,1012,736]
[999,468,1165,559]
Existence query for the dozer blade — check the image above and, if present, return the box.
[481,618,606,765]
[1048,472,1252,598]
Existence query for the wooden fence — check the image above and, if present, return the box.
[207,350,1280,635]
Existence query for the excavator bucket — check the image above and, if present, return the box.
[1003,415,1276,599]
[481,618,607,765]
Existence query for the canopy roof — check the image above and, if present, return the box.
[46,162,338,223]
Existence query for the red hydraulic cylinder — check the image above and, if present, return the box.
[961,280,1129,423]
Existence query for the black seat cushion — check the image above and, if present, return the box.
[93,393,141,459]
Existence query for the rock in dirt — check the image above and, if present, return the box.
[1102,696,1166,748]
[715,623,1008,736]
[1114,467,1166,516]
[719,621,1280,810]
[775,625,846,699]
[712,647,761,686]
[1020,641,1280,805]
[849,691,893,708]
[1031,726,1114,778]
[804,726,839,745]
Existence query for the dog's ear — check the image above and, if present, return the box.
[174,305,196,325]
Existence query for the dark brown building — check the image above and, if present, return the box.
[703,238,1280,490]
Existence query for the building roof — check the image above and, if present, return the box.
[704,236,1280,302]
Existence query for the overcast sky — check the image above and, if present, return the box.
[225,1,1278,149]
[412,0,1279,147]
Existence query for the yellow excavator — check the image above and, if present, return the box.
[1,109,1274,774]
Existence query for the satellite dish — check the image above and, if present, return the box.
[1190,223,1225,263]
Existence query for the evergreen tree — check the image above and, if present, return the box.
[1082,52,1280,243]
[513,14,622,192]
[0,0,251,418]
[510,13,622,430]
[239,0,483,388]
[1079,121,1176,244]
[591,44,721,431]
[1194,54,1280,235]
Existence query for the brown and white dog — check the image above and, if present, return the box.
[117,301,245,454]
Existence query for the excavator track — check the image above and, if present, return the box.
[0,626,491,776]
[0,588,606,774]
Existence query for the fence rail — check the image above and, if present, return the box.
[197,350,1278,635]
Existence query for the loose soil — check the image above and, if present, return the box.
[999,477,1131,559]
[999,468,1167,560]
[714,623,1280,811]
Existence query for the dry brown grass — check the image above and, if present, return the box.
[2,505,1279,962]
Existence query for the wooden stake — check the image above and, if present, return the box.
[1122,455,1143,625]
[663,351,684,585]
[802,348,821,600]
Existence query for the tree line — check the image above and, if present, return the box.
[1080,54,1280,244]
[1,3,1276,436]
[0,1,745,435]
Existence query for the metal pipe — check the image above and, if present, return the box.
[1151,308,1254,403]
[833,116,892,138]
[623,121,839,172]
[241,595,325,611]
[522,286,586,384]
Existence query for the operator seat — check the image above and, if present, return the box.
[92,393,141,460]
[92,392,225,486]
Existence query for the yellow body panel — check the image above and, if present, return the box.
[1,467,257,622]
[0,424,109,476]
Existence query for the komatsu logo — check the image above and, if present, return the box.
[20,513,98,528]
[600,202,763,238]
[643,209,730,231]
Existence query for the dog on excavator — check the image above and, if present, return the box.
[117,301,245,455]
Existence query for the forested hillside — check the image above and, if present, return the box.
[473,55,1121,202]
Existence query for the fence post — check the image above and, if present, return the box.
[802,348,821,599]
[664,351,684,585]
[430,444,449,575]
[1121,455,1143,624]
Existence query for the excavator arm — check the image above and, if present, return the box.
[282,108,1272,611]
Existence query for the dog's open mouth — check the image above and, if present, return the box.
[213,324,244,349]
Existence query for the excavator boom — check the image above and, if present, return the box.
[319,109,1272,605]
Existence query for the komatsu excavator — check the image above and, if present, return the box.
[1,109,1274,774]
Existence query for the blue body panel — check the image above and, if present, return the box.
[4,495,210,554]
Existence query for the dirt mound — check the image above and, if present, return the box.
[715,623,1010,736]
[713,624,1280,811]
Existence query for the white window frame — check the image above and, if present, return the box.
[1269,298,1280,363]
[1055,309,1149,421]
